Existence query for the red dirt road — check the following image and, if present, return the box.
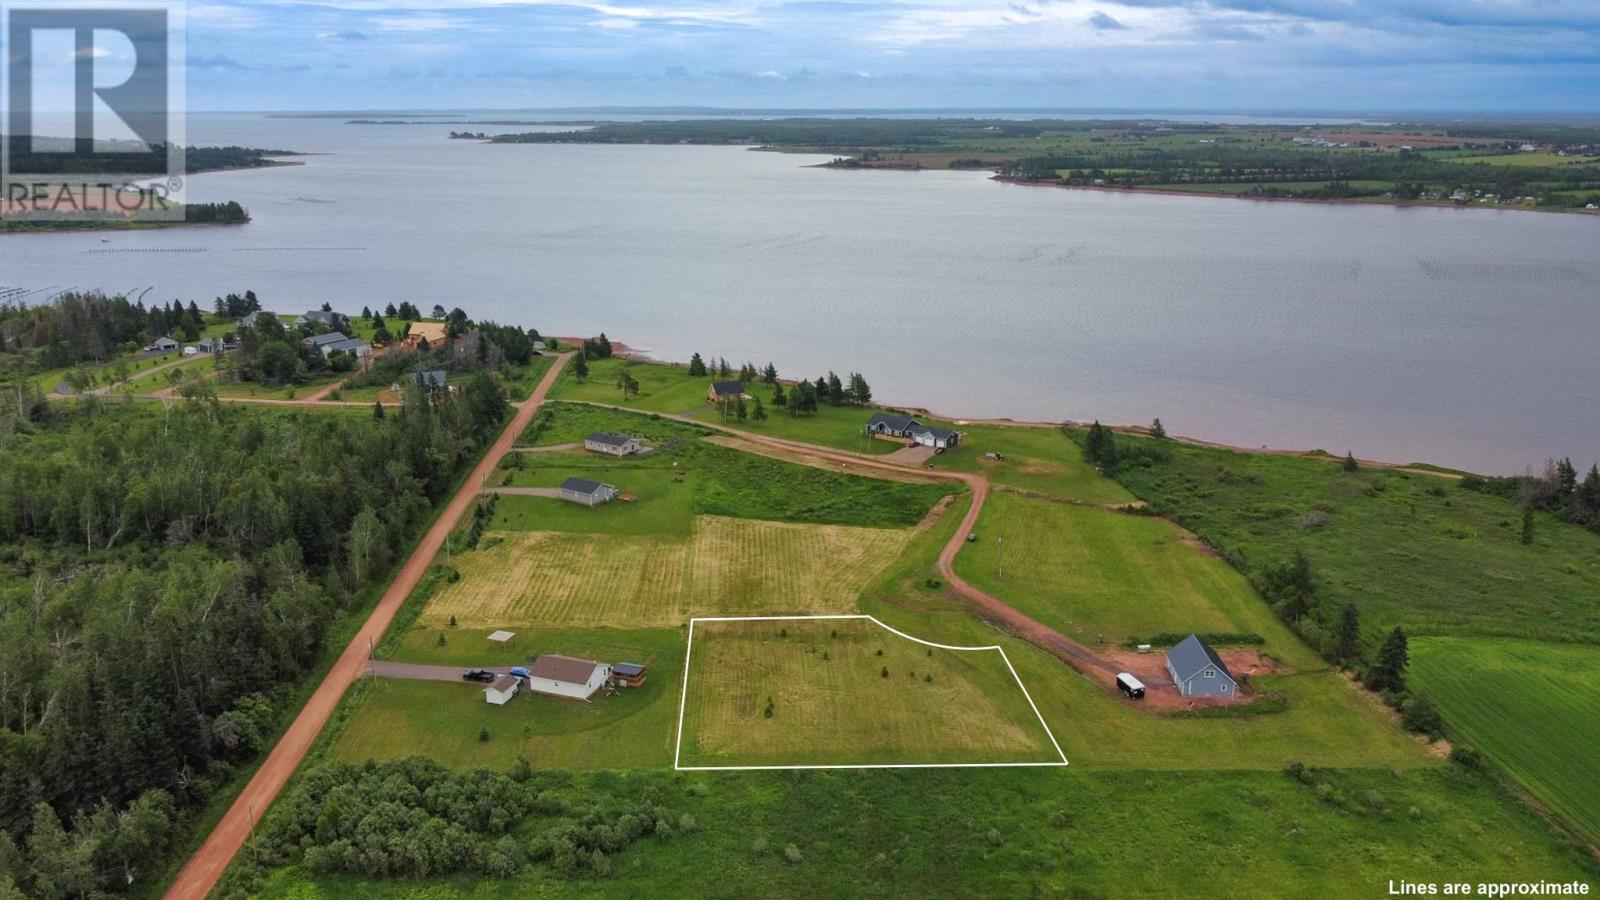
[162,353,572,900]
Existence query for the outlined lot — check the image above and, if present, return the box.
[675,614,1068,771]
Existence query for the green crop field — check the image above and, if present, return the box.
[678,617,1060,767]
[955,492,1302,654]
[333,627,682,769]
[1410,638,1600,842]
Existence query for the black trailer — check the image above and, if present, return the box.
[1116,672,1146,700]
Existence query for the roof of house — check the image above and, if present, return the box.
[560,477,613,496]
[414,369,448,388]
[154,335,179,346]
[612,662,646,677]
[585,432,636,447]
[530,654,603,683]
[407,321,448,344]
[868,412,919,432]
[487,674,519,693]
[1165,634,1235,683]
[238,311,262,326]
[710,380,745,397]
[302,309,336,324]
[307,331,348,346]
[324,338,370,355]
[913,424,960,441]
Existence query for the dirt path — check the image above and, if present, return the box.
[370,661,497,683]
[490,486,563,498]
[162,352,573,900]
[576,401,1120,679]
[298,377,350,404]
[90,353,199,396]
[509,442,580,453]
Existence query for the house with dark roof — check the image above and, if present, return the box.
[865,412,961,450]
[526,654,612,700]
[301,309,336,326]
[559,477,618,507]
[583,433,642,457]
[1164,634,1238,698]
[708,380,746,403]
[322,337,372,360]
[304,331,349,350]
[610,662,647,688]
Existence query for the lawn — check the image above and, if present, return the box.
[1107,438,1600,645]
[214,372,344,401]
[249,764,1597,900]
[925,423,1135,504]
[955,492,1303,655]
[677,617,1061,768]
[1410,637,1600,843]
[551,356,716,414]
[421,517,912,629]
[114,353,218,393]
[333,626,682,770]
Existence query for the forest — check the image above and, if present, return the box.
[2,141,295,176]
[0,298,518,897]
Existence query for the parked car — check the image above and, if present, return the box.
[462,669,495,683]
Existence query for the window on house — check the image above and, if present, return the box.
[1203,667,1216,678]
[1220,684,1230,693]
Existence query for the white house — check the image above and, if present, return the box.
[559,477,618,507]
[484,673,520,705]
[526,654,611,701]
[583,433,642,457]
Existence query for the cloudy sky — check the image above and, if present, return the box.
[177,0,1600,111]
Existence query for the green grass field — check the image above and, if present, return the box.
[872,493,1432,769]
[550,356,718,414]
[678,617,1060,767]
[250,764,1596,900]
[332,627,681,770]
[1109,440,1600,645]
[956,492,1302,653]
[923,424,1136,504]
[1410,637,1600,842]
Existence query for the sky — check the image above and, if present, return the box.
[170,0,1600,112]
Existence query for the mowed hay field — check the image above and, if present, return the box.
[679,618,1061,767]
[1410,638,1600,843]
[423,516,911,628]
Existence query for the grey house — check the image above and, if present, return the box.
[1164,634,1238,698]
[559,477,618,507]
[301,309,337,326]
[865,412,961,450]
[584,433,641,457]
[151,336,180,353]
[304,331,349,351]
[322,337,372,360]
[413,369,450,393]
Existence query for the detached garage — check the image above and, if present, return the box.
[527,654,612,701]
[484,674,521,705]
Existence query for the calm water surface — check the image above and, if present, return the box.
[3,114,1597,474]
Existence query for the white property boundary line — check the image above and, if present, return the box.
[673,614,1068,771]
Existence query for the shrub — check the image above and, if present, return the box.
[1450,745,1484,769]
[784,843,803,863]
[678,814,698,833]
[751,837,769,855]
[1047,809,1071,828]
[478,726,491,742]
[881,666,890,678]
[1283,759,1308,782]
[1400,695,1443,737]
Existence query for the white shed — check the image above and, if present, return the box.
[483,673,520,705]
[526,654,611,701]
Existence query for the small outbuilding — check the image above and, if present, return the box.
[151,336,179,353]
[584,432,642,457]
[1164,634,1238,698]
[560,477,618,507]
[484,673,520,705]
[611,662,647,688]
[526,654,612,701]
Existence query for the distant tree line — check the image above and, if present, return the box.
[1461,457,1600,532]
[0,291,208,369]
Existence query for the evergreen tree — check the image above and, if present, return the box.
[752,397,767,423]
[762,362,778,384]
[384,302,398,317]
[1365,627,1410,693]
[1335,603,1361,661]
[771,382,786,407]
[574,354,589,382]
[1521,508,1535,545]
[687,353,707,377]
[826,371,845,406]
[736,396,748,422]
[372,401,385,421]
[1150,417,1167,439]
[361,305,372,319]
[1555,458,1577,500]
[718,357,732,378]
[849,373,871,406]
[597,333,613,358]
[1343,451,1359,472]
